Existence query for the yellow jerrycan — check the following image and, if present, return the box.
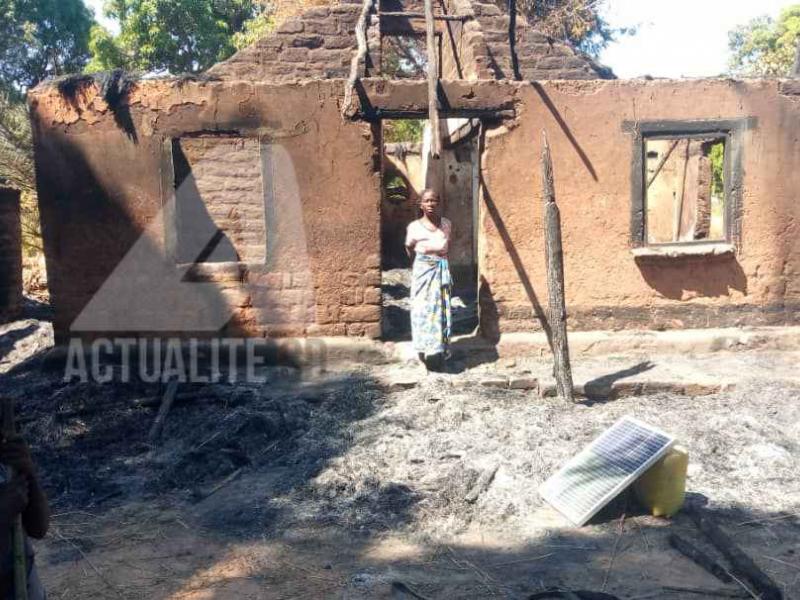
[632,445,689,517]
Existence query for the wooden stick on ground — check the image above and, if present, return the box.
[148,379,179,443]
[601,511,626,592]
[341,0,373,118]
[2,398,27,600]
[464,464,498,504]
[541,131,574,401]
[690,509,783,600]
[424,0,441,158]
[668,533,733,583]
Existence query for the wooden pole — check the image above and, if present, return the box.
[673,140,690,242]
[541,131,574,402]
[378,11,469,20]
[2,399,27,600]
[507,0,520,80]
[646,138,680,189]
[424,0,441,158]
[342,0,373,118]
[147,379,179,443]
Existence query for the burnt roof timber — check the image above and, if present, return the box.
[356,79,518,120]
[379,12,471,20]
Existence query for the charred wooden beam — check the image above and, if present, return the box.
[424,0,442,158]
[380,11,470,21]
[508,0,521,80]
[668,534,733,584]
[342,0,374,118]
[357,79,517,120]
[541,131,574,402]
[373,108,514,119]
[690,509,783,600]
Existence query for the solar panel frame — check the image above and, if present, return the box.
[539,416,675,526]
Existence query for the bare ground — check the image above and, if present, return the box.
[1,313,799,599]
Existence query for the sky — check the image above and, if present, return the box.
[84,0,793,79]
[598,0,792,78]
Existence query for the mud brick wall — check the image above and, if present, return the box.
[387,0,610,82]
[29,79,382,341]
[458,0,612,80]
[208,0,611,85]
[0,188,22,322]
[173,136,266,264]
[478,79,800,334]
[207,1,373,82]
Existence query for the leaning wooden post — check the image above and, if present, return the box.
[424,0,441,158]
[541,131,574,401]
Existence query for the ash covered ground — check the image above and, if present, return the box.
[1,311,799,599]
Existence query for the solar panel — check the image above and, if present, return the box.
[539,416,675,526]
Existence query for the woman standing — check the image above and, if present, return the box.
[405,189,452,370]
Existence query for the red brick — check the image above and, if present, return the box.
[341,305,381,323]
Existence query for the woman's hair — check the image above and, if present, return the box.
[416,188,440,217]
[420,188,439,202]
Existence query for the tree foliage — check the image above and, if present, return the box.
[0,0,94,95]
[384,119,425,144]
[728,5,800,76]
[86,0,270,75]
[0,0,93,261]
[519,0,626,57]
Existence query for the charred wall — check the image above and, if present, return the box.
[478,79,800,334]
[0,187,22,322]
[29,76,800,341]
[29,79,382,342]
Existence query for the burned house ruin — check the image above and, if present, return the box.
[25,0,800,343]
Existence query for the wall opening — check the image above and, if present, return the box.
[170,136,266,265]
[380,118,479,341]
[381,34,430,78]
[645,136,726,244]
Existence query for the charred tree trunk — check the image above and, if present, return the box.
[541,131,574,401]
[508,0,520,80]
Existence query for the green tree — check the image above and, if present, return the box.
[728,5,800,76]
[0,0,93,261]
[0,0,94,95]
[86,0,270,75]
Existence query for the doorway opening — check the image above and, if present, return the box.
[380,118,480,341]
